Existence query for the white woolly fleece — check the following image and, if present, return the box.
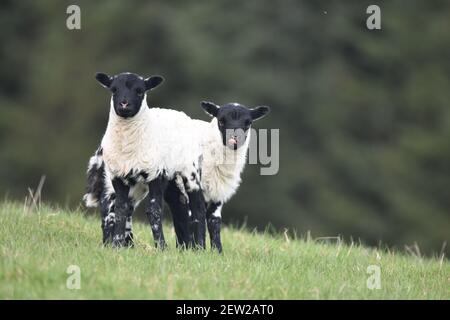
[101,96,203,182]
[193,117,250,203]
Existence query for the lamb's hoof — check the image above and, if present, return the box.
[155,241,167,251]
[111,235,128,248]
[124,232,135,248]
[191,242,206,251]
[186,240,203,250]
[210,241,223,253]
[176,242,189,250]
[111,241,125,248]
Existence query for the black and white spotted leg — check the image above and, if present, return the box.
[188,190,207,249]
[111,178,133,248]
[206,202,223,253]
[100,192,116,245]
[164,179,192,249]
[182,173,207,250]
[123,180,150,248]
[124,216,134,247]
[146,176,168,249]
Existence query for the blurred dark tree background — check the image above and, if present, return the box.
[1,0,449,255]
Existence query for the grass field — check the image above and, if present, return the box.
[0,201,448,299]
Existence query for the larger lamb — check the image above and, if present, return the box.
[87,72,206,249]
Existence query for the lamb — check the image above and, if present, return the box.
[85,150,195,248]
[85,97,270,252]
[166,101,270,252]
[85,72,206,249]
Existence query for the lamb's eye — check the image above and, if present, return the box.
[111,87,117,94]
[136,88,143,96]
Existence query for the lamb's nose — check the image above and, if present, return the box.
[120,101,129,108]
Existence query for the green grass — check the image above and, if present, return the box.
[0,201,448,299]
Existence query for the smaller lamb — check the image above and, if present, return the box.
[86,72,207,249]
[167,101,270,252]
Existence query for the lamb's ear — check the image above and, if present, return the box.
[145,76,164,91]
[250,106,270,121]
[95,73,112,88]
[201,101,220,117]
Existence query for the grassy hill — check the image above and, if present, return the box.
[0,201,448,299]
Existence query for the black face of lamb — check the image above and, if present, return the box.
[201,101,271,150]
[95,72,164,119]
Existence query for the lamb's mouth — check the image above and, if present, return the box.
[227,137,238,146]
[227,137,240,150]
[116,108,135,118]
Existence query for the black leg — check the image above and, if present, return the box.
[206,202,223,253]
[147,176,167,249]
[181,171,207,250]
[164,179,192,249]
[186,189,207,249]
[111,178,133,248]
